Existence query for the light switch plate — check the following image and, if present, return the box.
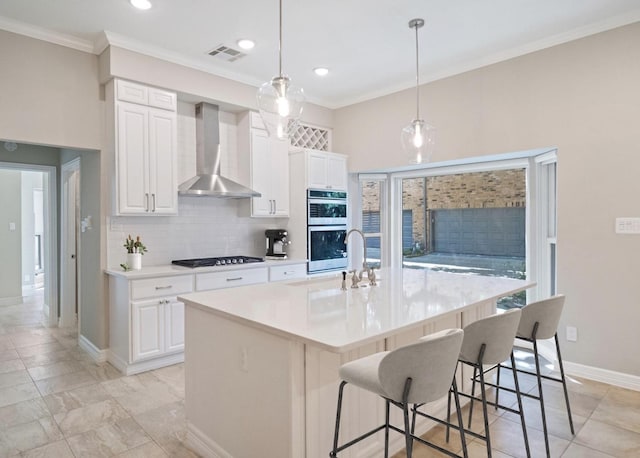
[615,217,640,234]
[566,326,578,342]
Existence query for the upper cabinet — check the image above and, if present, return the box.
[109,79,178,215]
[238,112,290,217]
[291,149,348,191]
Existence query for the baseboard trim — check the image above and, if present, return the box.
[78,334,108,363]
[0,296,23,306]
[107,351,184,376]
[564,361,640,392]
[186,421,233,458]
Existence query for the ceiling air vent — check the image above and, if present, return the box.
[208,45,247,62]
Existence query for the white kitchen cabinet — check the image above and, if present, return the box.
[195,267,269,291]
[238,112,290,217]
[269,263,307,282]
[109,79,178,215]
[108,273,192,375]
[291,149,348,191]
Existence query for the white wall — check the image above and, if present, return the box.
[334,23,640,377]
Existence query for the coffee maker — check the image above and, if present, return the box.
[265,229,291,259]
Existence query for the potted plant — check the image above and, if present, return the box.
[123,235,147,270]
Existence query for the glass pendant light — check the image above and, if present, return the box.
[401,18,436,164]
[257,0,305,140]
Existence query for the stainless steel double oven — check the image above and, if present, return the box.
[307,189,348,273]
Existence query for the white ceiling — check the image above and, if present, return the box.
[1,0,639,109]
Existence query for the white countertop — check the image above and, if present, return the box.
[104,258,307,279]
[179,268,534,352]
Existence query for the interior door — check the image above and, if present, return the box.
[60,162,79,327]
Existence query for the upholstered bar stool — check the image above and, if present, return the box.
[496,295,574,458]
[329,329,467,458]
[428,309,531,458]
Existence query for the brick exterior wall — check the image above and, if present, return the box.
[363,169,526,252]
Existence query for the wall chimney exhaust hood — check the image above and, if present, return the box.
[178,102,261,198]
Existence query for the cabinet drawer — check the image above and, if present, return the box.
[269,264,307,282]
[116,80,148,105]
[196,267,268,291]
[148,88,177,111]
[131,275,193,300]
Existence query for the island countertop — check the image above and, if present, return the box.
[179,267,533,352]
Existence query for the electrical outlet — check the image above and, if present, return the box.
[566,326,578,342]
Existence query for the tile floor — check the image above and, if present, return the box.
[0,289,197,457]
[2,289,640,457]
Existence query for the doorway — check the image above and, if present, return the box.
[0,161,57,326]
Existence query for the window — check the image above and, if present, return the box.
[360,178,386,268]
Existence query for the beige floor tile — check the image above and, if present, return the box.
[590,386,640,435]
[541,382,602,419]
[21,439,75,458]
[104,375,181,416]
[574,418,640,457]
[20,350,74,369]
[16,342,65,359]
[0,397,51,429]
[133,401,186,443]
[53,398,130,437]
[0,349,20,362]
[34,369,96,396]
[152,363,185,396]
[489,416,570,458]
[0,369,32,389]
[0,416,62,455]
[465,439,513,458]
[66,417,152,457]
[10,332,57,349]
[27,360,86,382]
[117,441,169,457]
[0,381,41,409]
[0,357,24,374]
[561,442,616,458]
[81,361,124,382]
[42,382,112,415]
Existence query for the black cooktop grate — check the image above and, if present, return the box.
[171,256,264,268]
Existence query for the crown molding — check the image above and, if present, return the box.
[0,15,94,54]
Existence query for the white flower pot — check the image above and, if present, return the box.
[127,253,142,271]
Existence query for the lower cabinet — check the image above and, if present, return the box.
[131,296,184,362]
[108,261,308,375]
[108,273,192,375]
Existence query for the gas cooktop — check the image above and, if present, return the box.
[171,256,264,268]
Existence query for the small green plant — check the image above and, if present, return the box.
[124,235,147,254]
[120,263,131,272]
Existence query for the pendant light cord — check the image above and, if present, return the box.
[414,21,420,120]
[278,0,283,77]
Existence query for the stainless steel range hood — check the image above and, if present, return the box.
[178,102,260,198]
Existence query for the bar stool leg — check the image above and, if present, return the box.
[468,365,479,428]
[555,333,575,435]
[402,378,414,458]
[478,364,493,458]
[330,381,348,458]
[385,400,390,458]
[532,338,551,458]
[494,362,502,410]
[451,377,469,458]
[510,352,531,458]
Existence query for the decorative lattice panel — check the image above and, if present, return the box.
[290,124,331,151]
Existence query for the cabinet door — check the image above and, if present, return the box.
[307,152,328,189]
[165,298,185,353]
[131,299,164,362]
[327,155,347,191]
[251,129,274,216]
[271,137,290,216]
[117,103,149,214]
[148,108,178,214]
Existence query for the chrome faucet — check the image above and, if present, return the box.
[345,229,370,286]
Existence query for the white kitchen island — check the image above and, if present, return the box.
[179,268,533,458]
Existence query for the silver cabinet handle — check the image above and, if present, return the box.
[273,200,277,214]
[145,193,150,212]
[155,285,172,290]
[226,277,243,282]
[152,193,156,212]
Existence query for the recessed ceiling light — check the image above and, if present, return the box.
[314,67,329,77]
[130,0,152,10]
[237,39,255,50]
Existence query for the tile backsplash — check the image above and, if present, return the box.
[107,198,285,267]
[107,101,289,268]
